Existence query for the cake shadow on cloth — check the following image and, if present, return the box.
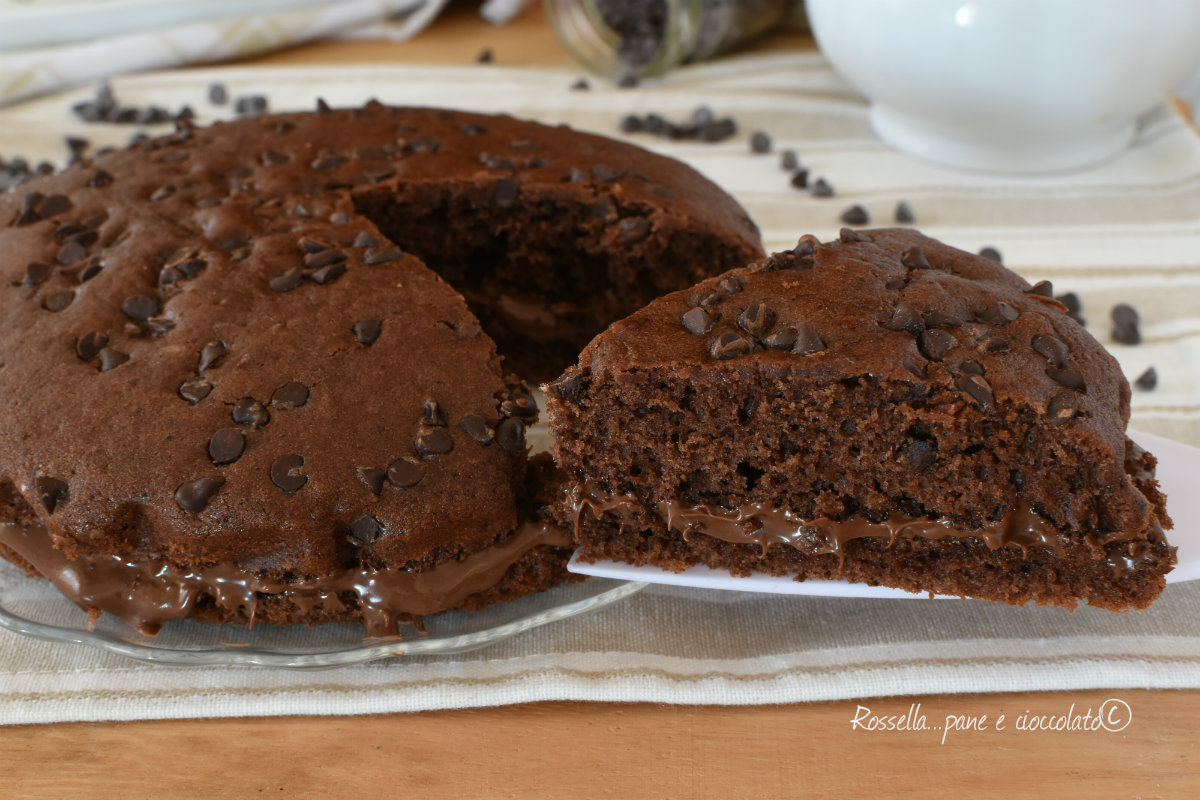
[546,227,1176,611]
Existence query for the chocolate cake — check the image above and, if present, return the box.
[548,228,1175,610]
[0,103,762,635]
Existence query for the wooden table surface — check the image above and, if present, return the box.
[2,4,1197,797]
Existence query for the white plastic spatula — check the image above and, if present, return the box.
[567,429,1200,599]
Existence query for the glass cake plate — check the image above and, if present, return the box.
[0,564,647,668]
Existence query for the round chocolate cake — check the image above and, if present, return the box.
[548,228,1175,610]
[0,103,763,634]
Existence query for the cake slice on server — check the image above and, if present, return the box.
[546,228,1175,610]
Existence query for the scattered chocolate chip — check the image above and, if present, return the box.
[570,78,591,91]
[710,332,752,360]
[1135,366,1158,390]
[307,262,346,285]
[420,399,448,427]
[592,164,623,182]
[619,114,643,134]
[387,457,425,488]
[789,169,810,190]
[22,262,51,285]
[617,217,652,244]
[840,204,869,225]
[564,167,587,183]
[1045,391,1077,426]
[737,302,775,337]
[57,241,88,266]
[271,381,310,410]
[500,395,538,419]
[1111,303,1142,344]
[351,232,380,249]
[315,97,332,114]
[977,302,1019,325]
[269,268,304,293]
[1056,292,1081,314]
[197,340,227,373]
[903,358,927,379]
[352,320,382,346]
[363,247,403,266]
[39,195,72,218]
[234,95,268,115]
[978,246,1002,262]
[175,475,224,513]
[208,83,228,105]
[44,290,75,312]
[718,277,742,296]
[1046,365,1087,392]
[458,414,494,444]
[270,454,309,494]
[302,249,346,271]
[495,417,526,452]
[958,360,984,376]
[811,178,834,198]
[978,334,1010,354]
[881,303,924,335]
[415,427,454,457]
[364,165,396,183]
[792,325,826,356]
[492,178,519,209]
[922,309,963,329]
[357,467,387,496]
[780,150,799,171]
[681,307,716,335]
[905,440,936,472]
[347,514,381,544]
[762,328,796,350]
[839,227,871,243]
[261,149,289,166]
[208,428,246,465]
[918,329,956,361]
[121,294,160,322]
[955,373,995,409]
[91,170,113,188]
[179,376,213,404]
[232,397,270,429]
[75,332,108,361]
[894,201,915,224]
[97,347,129,371]
[1028,280,1054,297]
[900,247,930,270]
[750,131,772,153]
[1031,334,1068,367]
[35,476,69,514]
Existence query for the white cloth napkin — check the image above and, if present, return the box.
[0,53,1198,724]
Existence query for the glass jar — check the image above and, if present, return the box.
[545,0,802,82]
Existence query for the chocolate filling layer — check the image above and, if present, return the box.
[0,519,570,637]
[569,484,1164,573]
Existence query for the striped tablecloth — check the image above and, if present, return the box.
[0,52,1197,724]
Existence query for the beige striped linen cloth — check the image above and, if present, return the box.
[0,52,1198,724]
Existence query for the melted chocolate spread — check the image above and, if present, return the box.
[0,518,570,636]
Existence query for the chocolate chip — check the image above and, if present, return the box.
[903,358,926,379]
[269,268,304,293]
[978,246,1002,263]
[617,217,652,244]
[175,476,224,513]
[591,164,623,182]
[495,417,526,452]
[955,373,995,409]
[710,332,752,360]
[1028,280,1054,297]
[780,149,799,171]
[303,249,346,269]
[1045,391,1077,426]
[208,83,228,105]
[881,303,924,335]
[1031,334,1068,367]
[310,150,349,170]
[811,178,834,198]
[209,428,246,465]
[681,307,715,335]
[315,97,332,114]
[918,329,956,361]
[363,248,403,265]
[57,241,87,266]
[35,476,69,514]
[97,347,129,371]
[619,114,643,134]
[415,426,454,457]
[271,381,310,410]
[789,170,810,190]
[270,454,308,494]
[234,95,268,115]
[1046,365,1087,392]
[348,514,381,544]
[458,414,494,444]
[492,178,519,209]
[232,397,270,429]
[75,332,108,361]
[357,467,387,496]
[737,302,775,337]
[792,325,826,356]
[261,149,290,166]
[762,328,796,350]
[387,457,425,488]
[1111,303,1141,345]
[978,334,1010,354]
[306,262,346,285]
[1135,366,1158,390]
[40,195,71,218]
[977,302,1019,325]
[421,399,448,427]
[44,290,75,312]
[840,228,871,243]
[750,131,772,153]
[905,440,936,472]
[353,320,382,346]
[121,294,160,322]
[351,232,380,249]
[179,376,213,404]
[564,167,587,183]
[91,170,113,188]
[840,204,869,225]
[894,201,915,224]
[197,340,227,372]
[718,277,743,296]
[958,360,984,376]
[570,78,590,91]
[22,262,51,285]
[364,165,396,184]
[1056,292,1082,314]
[900,247,930,270]
[500,395,538,419]
[923,309,963,328]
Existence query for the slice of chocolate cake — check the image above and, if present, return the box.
[547,228,1175,610]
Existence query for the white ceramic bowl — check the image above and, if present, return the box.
[806,0,1200,173]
